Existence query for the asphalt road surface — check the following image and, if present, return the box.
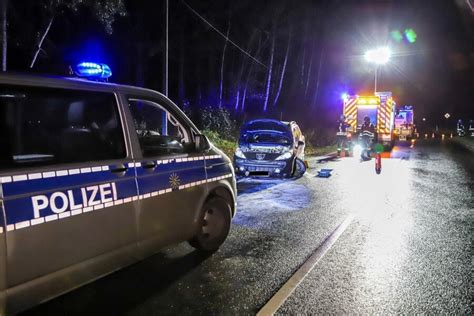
[24,140,473,315]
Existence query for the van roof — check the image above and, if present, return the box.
[0,72,165,98]
[0,72,200,132]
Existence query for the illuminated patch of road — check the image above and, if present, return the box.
[256,214,355,315]
[234,178,311,228]
[255,153,413,313]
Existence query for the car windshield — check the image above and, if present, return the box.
[241,131,291,144]
[240,121,292,145]
[243,121,290,134]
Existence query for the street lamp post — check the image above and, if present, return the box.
[374,66,378,93]
[365,47,391,93]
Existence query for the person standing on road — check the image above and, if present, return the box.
[337,115,351,156]
[457,119,465,137]
[360,116,375,134]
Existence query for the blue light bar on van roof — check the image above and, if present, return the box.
[75,62,112,79]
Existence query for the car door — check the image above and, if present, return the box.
[126,96,207,252]
[0,84,138,294]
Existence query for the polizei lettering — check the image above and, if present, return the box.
[31,183,118,219]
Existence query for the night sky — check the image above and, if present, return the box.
[7,0,474,130]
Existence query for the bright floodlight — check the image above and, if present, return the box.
[364,47,391,65]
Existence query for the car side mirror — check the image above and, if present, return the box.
[195,134,211,152]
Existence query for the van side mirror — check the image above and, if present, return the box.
[195,134,211,152]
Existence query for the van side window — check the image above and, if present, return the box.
[0,85,125,171]
[128,99,192,157]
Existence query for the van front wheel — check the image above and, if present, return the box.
[189,196,232,252]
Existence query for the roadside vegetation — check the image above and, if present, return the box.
[203,129,237,158]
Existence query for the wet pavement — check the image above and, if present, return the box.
[24,140,473,315]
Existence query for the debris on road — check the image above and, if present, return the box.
[315,152,339,163]
[317,169,333,178]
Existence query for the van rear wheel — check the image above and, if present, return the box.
[189,196,232,252]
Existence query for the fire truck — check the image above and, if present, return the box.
[394,105,415,140]
[342,92,396,145]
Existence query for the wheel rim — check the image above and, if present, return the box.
[201,206,225,242]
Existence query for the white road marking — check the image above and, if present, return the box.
[257,214,355,316]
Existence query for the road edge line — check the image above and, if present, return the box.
[256,214,355,316]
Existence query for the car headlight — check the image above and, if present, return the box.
[275,151,292,160]
[276,145,291,153]
[235,147,246,159]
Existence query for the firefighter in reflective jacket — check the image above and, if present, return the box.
[361,116,375,134]
[337,115,351,156]
[359,116,376,154]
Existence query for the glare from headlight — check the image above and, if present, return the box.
[235,147,245,158]
[275,151,292,160]
[353,144,362,157]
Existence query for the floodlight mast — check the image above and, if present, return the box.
[364,47,391,93]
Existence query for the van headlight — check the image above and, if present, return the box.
[235,147,246,159]
[275,151,292,160]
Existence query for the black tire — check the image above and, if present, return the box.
[293,158,306,178]
[189,196,232,252]
[285,158,297,178]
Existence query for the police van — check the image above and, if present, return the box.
[0,65,236,313]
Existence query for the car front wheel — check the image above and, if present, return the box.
[293,158,306,178]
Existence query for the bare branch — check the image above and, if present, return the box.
[219,19,231,107]
[263,22,276,112]
[273,25,291,108]
[30,16,54,69]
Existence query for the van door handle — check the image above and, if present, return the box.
[206,162,226,169]
[142,161,156,169]
[110,165,128,174]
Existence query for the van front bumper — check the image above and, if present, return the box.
[233,158,291,177]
